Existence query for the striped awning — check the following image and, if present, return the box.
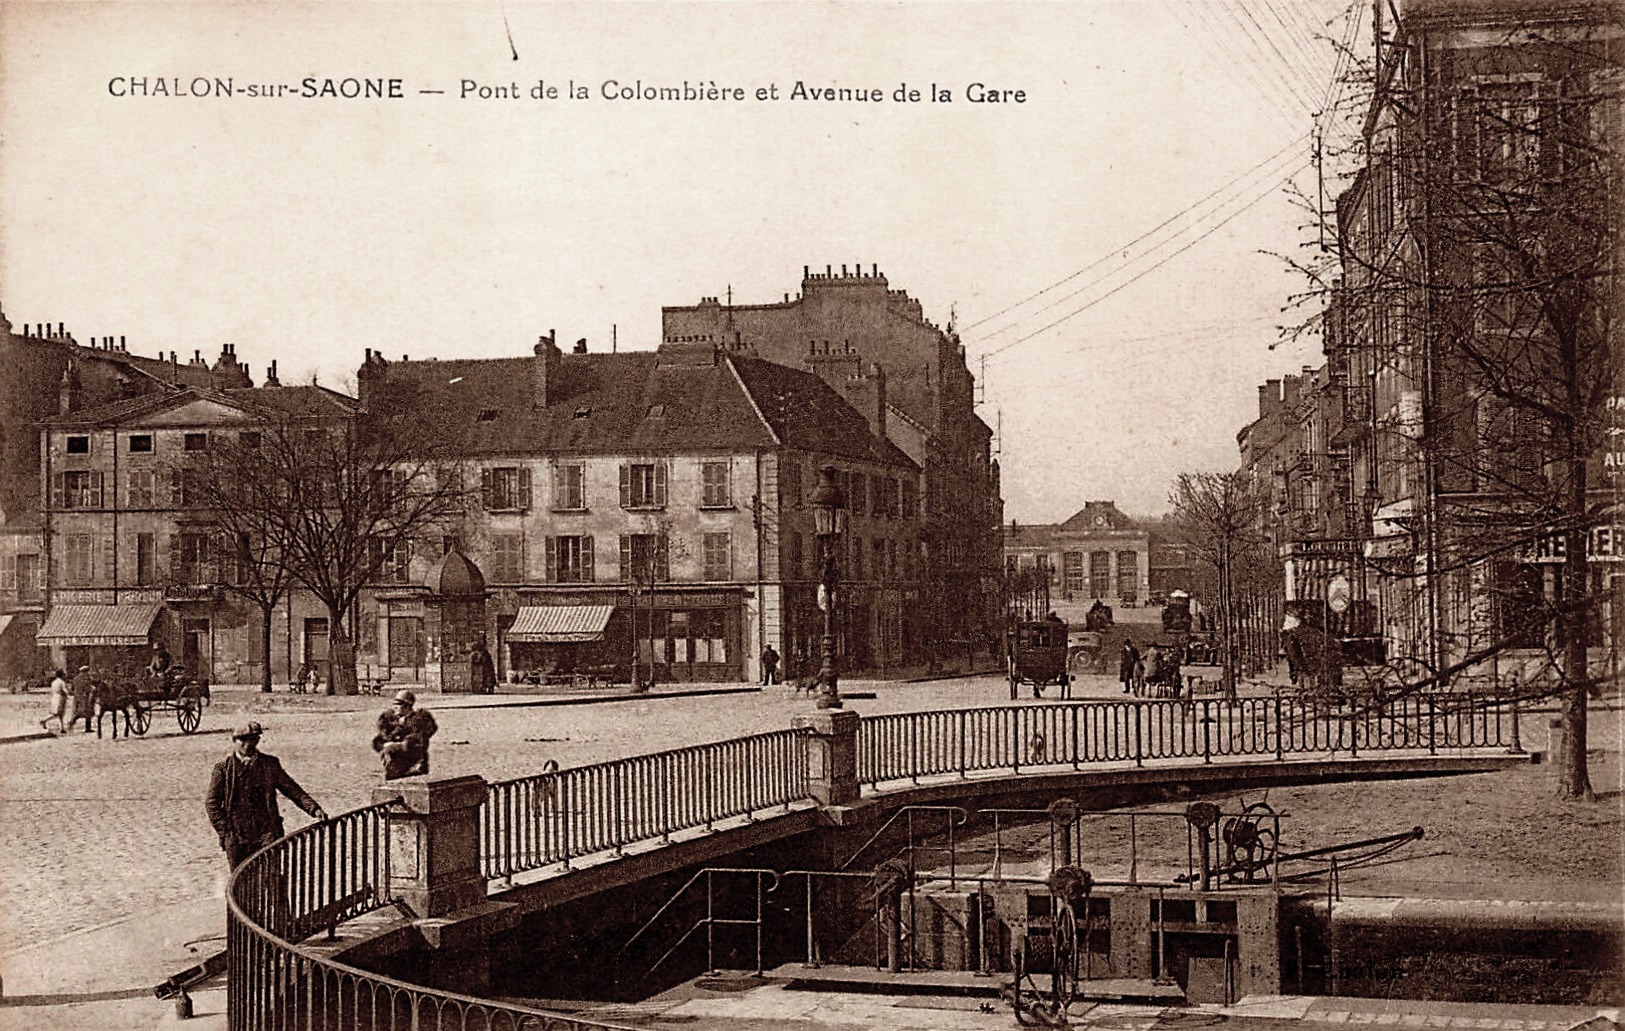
[36,603,161,646]
[507,605,614,644]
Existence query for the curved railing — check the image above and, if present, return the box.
[228,729,813,1030]
[226,696,1516,1029]
[857,693,1517,786]
[480,727,811,880]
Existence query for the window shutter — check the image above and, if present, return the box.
[552,462,564,508]
[544,536,556,582]
[519,467,533,511]
[50,473,64,510]
[619,535,631,580]
[619,465,631,509]
[1,555,16,591]
[582,535,595,582]
[480,468,494,510]
[655,462,668,507]
[726,533,734,581]
[171,469,184,506]
[92,471,105,508]
[105,534,117,584]
[657,534,670,581]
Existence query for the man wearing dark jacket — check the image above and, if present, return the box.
[373,690,438,780]
[206,721,327,869]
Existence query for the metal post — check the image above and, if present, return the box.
[1202,699,1212,763]
[756,873,765,976]
[1275,692,1284,761]
[1134,703,1144,767]
[805,875,817,967]
[706,870,716,975]
[1509,692,1523,754]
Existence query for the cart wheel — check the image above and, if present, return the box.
[177,695,201,734]
[130,701,152,737]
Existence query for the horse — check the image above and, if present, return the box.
[93,676,140,739]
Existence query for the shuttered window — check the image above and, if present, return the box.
[479,467,532,511]
[701,461,731,507]
[620,462,667,509]
[546,535,595,583]
[702,532,732,581]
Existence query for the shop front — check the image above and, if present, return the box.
[35,602,168,676]
[505,604,617,683]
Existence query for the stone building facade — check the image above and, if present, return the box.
[1002,501,1151,622]
[661,265,1003,660]
[357,335,922,686]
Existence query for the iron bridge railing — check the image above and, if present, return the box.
[226,696,1511,1029]
[858,692,1518,786]
[480,726,812,881]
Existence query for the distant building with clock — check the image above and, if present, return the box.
[1002,501,1150,620]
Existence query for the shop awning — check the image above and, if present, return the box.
[36,603,161,646]
[507,605,614,644]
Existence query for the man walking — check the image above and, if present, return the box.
[69,665,97,734]
[206,721,327,870]
[373,690,438,780]
[760,645,780,686]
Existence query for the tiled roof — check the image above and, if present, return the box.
[43,386,359,427]
[362,350,917,469]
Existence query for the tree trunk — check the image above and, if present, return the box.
[325,604,358,696]
[258,603,275,694]
[1557,457,1594,799]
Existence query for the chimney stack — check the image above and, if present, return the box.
[533,331,561,407]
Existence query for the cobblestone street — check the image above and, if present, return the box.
[0,676,1021,956]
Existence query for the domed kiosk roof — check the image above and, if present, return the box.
[430,550,486,596]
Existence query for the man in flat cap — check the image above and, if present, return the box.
[373,690,437,781]
[206,720,327,869]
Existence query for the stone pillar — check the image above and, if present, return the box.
[794,708,860,807]
[372,774,516,995]
[372,774,489,918]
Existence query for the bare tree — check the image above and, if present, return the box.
[1169,471,1270,699]
[186,430,297,693]
[1286,8,1619,798]
[192,410,470,695]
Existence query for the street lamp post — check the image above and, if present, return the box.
[811,465,847,710]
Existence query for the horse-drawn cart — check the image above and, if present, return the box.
[1007,618,1072,699]
[104,667,208,736]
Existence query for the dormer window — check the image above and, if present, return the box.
[477,409,499,422]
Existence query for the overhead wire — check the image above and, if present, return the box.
[973,144,1307,338]
[962,133,1309,337]
[1225,0,1326,112]
[1169,3,1309,131]
[978,153,1315,363]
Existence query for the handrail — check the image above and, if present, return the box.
[227,692,1516,1029]
[857,692,1516,786]
[481,726,812,881]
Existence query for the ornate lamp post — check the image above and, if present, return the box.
[810,465,847,710]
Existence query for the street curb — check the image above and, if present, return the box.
[0,728,59,746]
[451,684,763,710]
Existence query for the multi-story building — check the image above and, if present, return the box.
[1323,0,1621,675]
[0,311,253,682]
[32,381,360,680]
[356,335,922,685]
[1002,501,1150,621]
[661,266,1003,659]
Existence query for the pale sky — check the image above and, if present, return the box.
[0,1,1364,521]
